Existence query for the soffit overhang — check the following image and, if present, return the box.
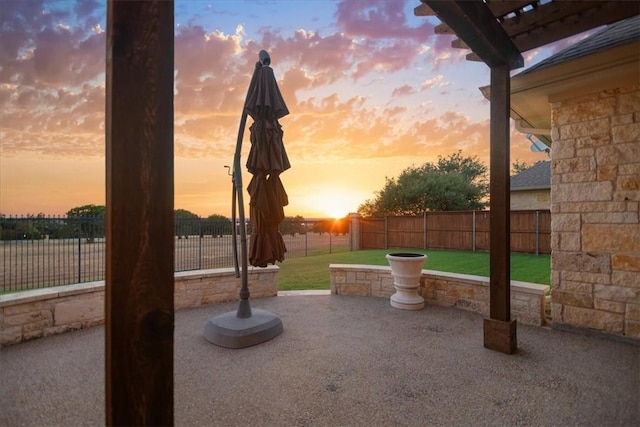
[480,41,640,145]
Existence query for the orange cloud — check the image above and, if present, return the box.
[0,0,551,217]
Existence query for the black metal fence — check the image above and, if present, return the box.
[0,216,352,292]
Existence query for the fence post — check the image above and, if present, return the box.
[305,222,308,256]
[423,211,427,249]
[384,216,388,249]
[535,210,540,255]
[349,217,353,251]
[472,211,476,252]
[77,219,82,284]
[329,228,333,254]
[198,219,203,269]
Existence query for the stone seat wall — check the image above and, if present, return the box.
[330,264,549,326]
[0,266,279,347]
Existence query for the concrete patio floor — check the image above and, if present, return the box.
[1,294,638,426]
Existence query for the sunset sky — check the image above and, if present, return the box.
[1,0,587,219]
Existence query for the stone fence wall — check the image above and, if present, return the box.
[330,264,549,326]
[0,266,279,347]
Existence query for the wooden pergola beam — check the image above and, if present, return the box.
[502,1,604,37]
[507,1,639,53]
[105,1,175,425]
[414,3,435,16]
[484,0,537,18]
[447,1,639,60]
[425,0,524,69]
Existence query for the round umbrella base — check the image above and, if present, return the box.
[203,308,284,349]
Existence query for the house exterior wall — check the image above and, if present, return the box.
[550,85,640,340]
[511,189,551,210]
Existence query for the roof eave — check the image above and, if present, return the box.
[481,41,640,145]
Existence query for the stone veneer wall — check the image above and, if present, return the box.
[330,264,549,326]
[550,85,639,339]
[0,266,278,347]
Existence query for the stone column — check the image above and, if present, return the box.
[550,86,639,340]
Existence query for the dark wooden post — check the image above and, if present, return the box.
[483,63,517,354]
[105,1,175,425]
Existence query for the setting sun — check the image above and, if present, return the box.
[293,188,365,219]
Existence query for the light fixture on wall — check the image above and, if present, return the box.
[526,134,550,157]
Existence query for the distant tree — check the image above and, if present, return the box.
[204,214,232,237]
[207,214,229,222]
[311,220,329,235]
[358,151,488,217]
[175,209,199,239]
[331,216,350,235]
[0,214,15,240]
[174,209,199,219]
[0,213,54,240]
[67,204,106,217]
[512,160,548,176]
[310,217,349,235]
[0,214,19,240]
[280,215,306,237]
[512,160,531,175]
[66,204,106,243]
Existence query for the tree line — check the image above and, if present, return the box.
[0,207,349,242]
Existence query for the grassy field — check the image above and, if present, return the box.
[277,249,551,291]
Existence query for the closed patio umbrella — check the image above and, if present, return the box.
[203,50,286,348]
[245,51,291,267]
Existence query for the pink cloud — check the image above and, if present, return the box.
[352,39,422,80]
[333,0,465,77]
[391,84,415,97]
[0,0,104,88]
[261,30,354,84]
[335,0,434,41]
[279,67,314,106]
[174,25,241,86]
[421,74,444,90]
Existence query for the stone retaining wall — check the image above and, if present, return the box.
[0,266,278,347]
[330,264,549,326]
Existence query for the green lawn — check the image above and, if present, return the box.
[277,249,550,291]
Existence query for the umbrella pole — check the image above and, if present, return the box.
[229,61,260,317]
[232,108,252,318]
[230,172,239,278]
[203,54,284,348]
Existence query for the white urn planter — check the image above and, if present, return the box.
[386,253,427,310]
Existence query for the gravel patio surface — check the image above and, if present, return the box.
[1,294,638,426]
